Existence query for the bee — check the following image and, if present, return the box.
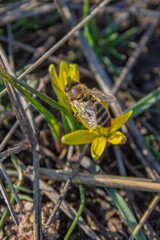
[65,81,116,129]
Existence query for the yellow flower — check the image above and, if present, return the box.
[61,110,133,160]
[49,61,79,111]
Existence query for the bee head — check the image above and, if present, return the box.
[65,81,79,93]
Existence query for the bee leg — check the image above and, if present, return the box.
[66,97,68,101]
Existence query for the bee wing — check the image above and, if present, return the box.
[87,88,116,103]
[73,100,97,129]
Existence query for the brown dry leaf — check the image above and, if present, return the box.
[3,201,59,240]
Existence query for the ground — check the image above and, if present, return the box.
[0,0,160,239]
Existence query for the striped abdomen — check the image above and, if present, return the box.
[83,98,111,127]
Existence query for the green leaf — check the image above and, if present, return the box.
[83,26,95,47]
[83,0,89,22]
[0,68,79,131]
[61,112,73,133]
[1,71,62,144]
[90,18,100,42]
[101,56,120,76]
[108,48,126,60]
[112,27,137,47]
[18,194,33,202]
[64,184,85,240]
[100,32,118,47]
[14,185,33,194]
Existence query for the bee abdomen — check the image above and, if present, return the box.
[85,99,97,109]
[96,104,110,127]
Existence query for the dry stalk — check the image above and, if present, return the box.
[16,0,112,80]
[38,169,160,192]
[20,161,101,240]
[0,49,42,239]
[0,2,56,26]
[111,19,159,95]
[129,193,160,240]
[46,144,89,225]
[0,178,19,225]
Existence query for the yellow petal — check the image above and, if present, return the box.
[49,64,58,81]
[110,110,133,133]
[49,64,64,96]
[91,137,107,160]
[61,130,97,145]
[59,61,69,90]
[71,109,91,130]
[69,64,79,82]
[107,131,127,145]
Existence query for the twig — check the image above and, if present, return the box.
[0,177,19,226]
[0,88,7,97]
[17,0,112,81]
[39,168,160,192]
[0,121,19,152]
[0,34,92,79]
[105,5,160,19]
[0,51,42,239]
[0,74,50,152]
[0,2,56,26]
[123,128,158,179]
[6,24,15,72]
[0,141,29,160]
[129,193,160,240]
[54,0,68,23]
[132,202,160,240]
[0,1,24,15]
[0,163,21,208]
[55,145,74,224]
[39,145,65,168]
[114,145,127,176]
[138,118,158,135]
[20,161,101,240]
[46,144,89,225]
[122,154,145,178]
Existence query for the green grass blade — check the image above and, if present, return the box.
[18,194,33,202]
[0,71,61,143]
[125,87,160,119]
[100,32,119,47]
[111,27,137,47]
[14,185,33,194]
[0,192,16,230]
[64,184,85,240]
[82,0,89,21]
[108,47,126,60]
[0,69,79,130]
[101,56,120,76]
